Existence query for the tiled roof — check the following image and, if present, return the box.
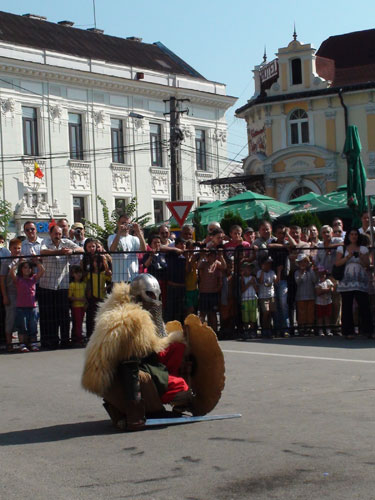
[316,29,375,85]
[0,10,205,80]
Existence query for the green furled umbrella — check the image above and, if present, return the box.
[345,125,367,227]
[289,191,319,205]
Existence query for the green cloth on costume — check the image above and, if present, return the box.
[139,352,169,396]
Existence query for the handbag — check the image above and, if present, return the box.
[331,246,346,281]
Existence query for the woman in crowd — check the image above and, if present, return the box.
[335,228,373,338]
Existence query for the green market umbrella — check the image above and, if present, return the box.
[277,187,352,224]
[197,194,292,226]
[289,192,319,205]
[345,125,367,227]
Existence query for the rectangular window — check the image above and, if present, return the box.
[22,107,39,156]
[290,123,299,145]
[291,58,302,85]
[73,196,85,222]
[195,129,206,170]
[150,123,162,167]
[115,198,128,217]
[301,121,309,143]
[153,200,164,224]
[111,118,124,163]
[69,113,84,160]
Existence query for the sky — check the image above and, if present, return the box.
[4,0,375,165]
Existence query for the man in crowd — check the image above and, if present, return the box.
[0,234,10,345]
[21,220,43,256]
[72,222,86,248]
[57,218,70,239]
[358,211,375,235]
[39,224,83,349]
[268,225,295,336]
[158,224,172,245]
[108,214,146,283]
[253,220,273,268]
[314,225,343,333]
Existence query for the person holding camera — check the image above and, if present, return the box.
[335,228,372,338]
[108,215,146,283]
[72,222,86,247]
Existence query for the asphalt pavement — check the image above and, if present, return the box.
[1,337,375,499]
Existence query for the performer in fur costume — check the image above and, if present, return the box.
[82,274,194,430]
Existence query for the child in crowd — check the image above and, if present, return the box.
[0,238,22,352]
[85,254,112,339]
[10,259,44,352]
[240,262,258,339]
[224,224,250,258]
[81,238,98,274]
[295,254,317,335]
[198,249,226,332]
[220,257,236,338]
[68,266,87,345]
[185,239,199,315]
[315,266,334,336]
[257,256,276,338]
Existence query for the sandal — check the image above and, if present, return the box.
[19,345,30,353]
[30,344,40,352]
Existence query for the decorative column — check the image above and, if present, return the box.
[264,164,275,197]
[325,170,337,193]
[264,117,273,156]
[325,110,337,152]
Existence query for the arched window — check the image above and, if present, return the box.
[291,58,302,85]
[289,109,309,145]
[289,186,312,201]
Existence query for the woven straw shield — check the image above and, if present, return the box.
[167,314,226,416]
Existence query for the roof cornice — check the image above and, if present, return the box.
[235,81,375,116]
[0,57,236,109]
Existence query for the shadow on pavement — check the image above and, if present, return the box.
[233,336,375,350]
[0,419,120,446]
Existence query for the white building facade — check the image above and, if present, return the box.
[0,11,236,236]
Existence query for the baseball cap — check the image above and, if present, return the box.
[72,222,84,230]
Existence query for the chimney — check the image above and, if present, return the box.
[126,36,143,43]
[87,28,104,34]
[23,13,47,21]
[58,20,75,27]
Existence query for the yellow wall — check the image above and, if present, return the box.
[367,114,375,150]
[326,119,336,151]
[280,62,287,91]
[273,160,286,172]
[326,180,337,192]
[315,157,326,168]
[284,100,308,114]
[303,60,310,89]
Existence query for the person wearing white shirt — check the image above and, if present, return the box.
[108,215,146,283]
[21,221,43,256]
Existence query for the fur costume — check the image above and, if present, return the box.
[81,282,185,397]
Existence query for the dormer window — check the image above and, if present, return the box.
[289,109,309,144]
[291,58,302,85]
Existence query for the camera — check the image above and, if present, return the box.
[75,228,82,236]
[353,251,359,258]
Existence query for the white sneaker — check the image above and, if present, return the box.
[318,329,325,336]
[326,329,333,336]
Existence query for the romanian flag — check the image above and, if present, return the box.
[34,161,44,179]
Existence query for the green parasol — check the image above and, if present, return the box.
[289,192,319,205]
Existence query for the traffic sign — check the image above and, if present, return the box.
[166,201,194,227]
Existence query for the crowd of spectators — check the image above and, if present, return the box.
[1,210,375,352]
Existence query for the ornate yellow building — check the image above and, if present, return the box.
[236,29,375,202]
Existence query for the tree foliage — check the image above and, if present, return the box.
[220,210,248,235]
[84,196,151,249]
[192,210,206,241]
[289,211,322,231]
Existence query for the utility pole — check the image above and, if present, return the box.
[164,97,189,201]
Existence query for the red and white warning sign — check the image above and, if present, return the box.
[166,201,194,227]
